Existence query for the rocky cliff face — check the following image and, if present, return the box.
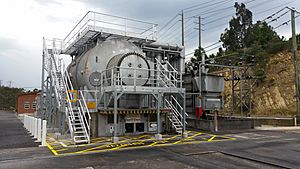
[223,51,299,116]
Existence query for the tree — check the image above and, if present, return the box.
[190,48,208,64]
[245,21,281,49]
[220,2,253,51]
[0,86,24,110]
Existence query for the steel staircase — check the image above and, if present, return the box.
[153,59,187,134]
[155,58,179,88]
[165,95,188,134]
[43,38,91,144]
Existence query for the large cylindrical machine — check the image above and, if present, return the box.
[68,38,150,90]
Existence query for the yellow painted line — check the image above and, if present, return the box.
[207,135,216,142]
[78,135,145,153]
[46,142,58,156]
[57,135,234,156]
[56,148,69,152]
[173,132,202,144]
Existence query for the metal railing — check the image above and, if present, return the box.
[98,66,182,90]
[78,90,91,143]
[63,11,158,50]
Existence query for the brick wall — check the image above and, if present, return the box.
[16,93,38,114]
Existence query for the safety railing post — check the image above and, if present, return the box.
[30,116,33,136]
[34,117,37,139]
[37,119,42,142]
[41,120,47,147]
[24,115,27,131]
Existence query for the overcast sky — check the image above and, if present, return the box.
[0,0,300,89]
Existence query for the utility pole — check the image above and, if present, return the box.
[197,16,205,72]
[291,8,300,116]
[181,10,184,46]
[0,80,2,87]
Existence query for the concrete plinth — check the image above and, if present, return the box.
[155,134,162,140]
[182,132,188,138]
[112,137,119,143]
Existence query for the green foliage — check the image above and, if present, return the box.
[189,47,208,65]
[0,86,24,110]
[220,2,252,51]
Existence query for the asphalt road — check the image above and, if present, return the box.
[0,110,299,169]
[0,110,39,149]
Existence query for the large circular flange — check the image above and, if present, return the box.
[89,71,101,87]
[119,53,150,86]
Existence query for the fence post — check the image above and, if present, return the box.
[37,119,42,142]
[24,115,27,130]
[41,120,47,147]
[30,116,33,135]
[34,117,38,139]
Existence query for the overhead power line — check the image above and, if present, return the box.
[182,0,219,11]
[267,10,290,24]
[184,0,232,13]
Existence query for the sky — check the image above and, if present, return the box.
[0,0,300,89]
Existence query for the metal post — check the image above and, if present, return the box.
[231,69,235,115]
[112,91,119,142]
[240,70,243,116]
[41,120,47,147]
[291,8,300,115]
[34,117,38,139]
[157,93,161,134]
[155,93,162,140]
[249,67,252,115]
[181,10,184,46]
[214,110,218,132]
[41,38,46,119]
[182,92,187,138]
[198,16,205,72]
[37,118,42,142]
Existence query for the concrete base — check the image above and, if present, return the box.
[112,137,119,143]
[182,132,188,138]
[155,134,163,140]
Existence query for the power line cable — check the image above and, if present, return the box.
[267,10,290,24]
[182,0,219,11]
[160,14,180,33]
[184,0,232,13]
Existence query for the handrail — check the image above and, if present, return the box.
[79,91,91,120]
[165,99,183,119]
[171,95,188,117]
[165,99,183,126]
[63,11,158,50]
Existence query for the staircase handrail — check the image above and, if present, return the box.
[165,99,183,126]
[171,95,189,117]
[78,90,91,142]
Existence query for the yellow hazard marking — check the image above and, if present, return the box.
[207,135,216,142]
[55,148,69,152]
[173,132,202,144]
[46,142,58,156]
[46,132,236,156]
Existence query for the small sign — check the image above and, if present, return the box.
[149,122,157,132]
[87,102,96,109]
[125,114,141,123]
[67,90,77,102]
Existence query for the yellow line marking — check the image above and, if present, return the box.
[46,142,58,156]
[173,132,202,144]
[78,135,147,153]
[207,135,216,142]
[56,148,69,152]
[57,134,234,156]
